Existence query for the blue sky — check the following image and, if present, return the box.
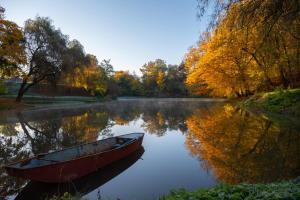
[2,0,206,74]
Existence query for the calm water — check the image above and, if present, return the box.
[1,98,300,200]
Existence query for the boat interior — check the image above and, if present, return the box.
[10,133,142,169]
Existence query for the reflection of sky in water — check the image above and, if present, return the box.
[88,119,216,200]
[0,124,34,157]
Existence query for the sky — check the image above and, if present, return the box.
[2,0,207,74]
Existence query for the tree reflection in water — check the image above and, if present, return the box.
[0,111,111,197]
[186,104,300,184]
[0,100,299,198]
[0,100,201,197]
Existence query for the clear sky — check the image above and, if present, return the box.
[2,0,206,74]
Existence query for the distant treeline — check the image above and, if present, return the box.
[0,6,192,101]
[114,59,188,97]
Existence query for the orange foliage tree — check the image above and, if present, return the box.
[186,1,300,97]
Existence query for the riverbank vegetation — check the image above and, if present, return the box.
[240,88,300,116]
[161,177,300,200]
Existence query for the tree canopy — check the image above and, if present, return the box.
[186,1,300,97]
[15,17,68,101]
[0,7,26,78]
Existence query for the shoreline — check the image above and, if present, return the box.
[238,88,300,117]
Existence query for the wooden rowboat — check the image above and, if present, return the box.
[15,147,145,200]
[16,147,144,199]
[4,133,144,183]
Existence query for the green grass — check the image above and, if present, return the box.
[160,178,300,200]
[240,88,300,116]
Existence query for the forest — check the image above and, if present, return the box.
[1,0,299,103]
[0,6,189,102]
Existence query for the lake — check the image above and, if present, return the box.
[1,98,300,200]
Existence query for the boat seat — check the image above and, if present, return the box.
[113,143,122,148]
[112,138,132,149]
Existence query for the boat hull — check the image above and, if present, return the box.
[5,134,144,183]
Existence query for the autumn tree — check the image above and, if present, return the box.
[60,39,89,87]
[85,55,109,96]
[0,6,26,78]
[185,7,260,97]
[60,40,109,96]
[186,1,300,97]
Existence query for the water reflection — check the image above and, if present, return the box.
[0,99,299,199]
[186,104,300,184]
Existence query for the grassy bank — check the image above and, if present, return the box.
[239,88,300,117]
[160,178,300,200]
[0,95,104,111]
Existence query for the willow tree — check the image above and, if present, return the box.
[199,0,300,87]
[186,5,262,97]
[16,17,68,102]
[186,0,300,97]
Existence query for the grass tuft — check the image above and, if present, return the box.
[240,88,300,116]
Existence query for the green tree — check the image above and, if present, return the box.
[100,59,114,78]
[16,17,68,102]
[140,59,167,96]
[165,64,188,96]
[113,70,143,96]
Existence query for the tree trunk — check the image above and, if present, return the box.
[16,79,27,102]
[278,64,288,88]
[16,79,34,102]
[242,48,274,89]
[16,90,25,102]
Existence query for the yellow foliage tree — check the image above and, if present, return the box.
[0,7,26,77]
[186,2,300,97]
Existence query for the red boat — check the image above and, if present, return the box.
[15,147,145,200]
[4,133,144,183]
